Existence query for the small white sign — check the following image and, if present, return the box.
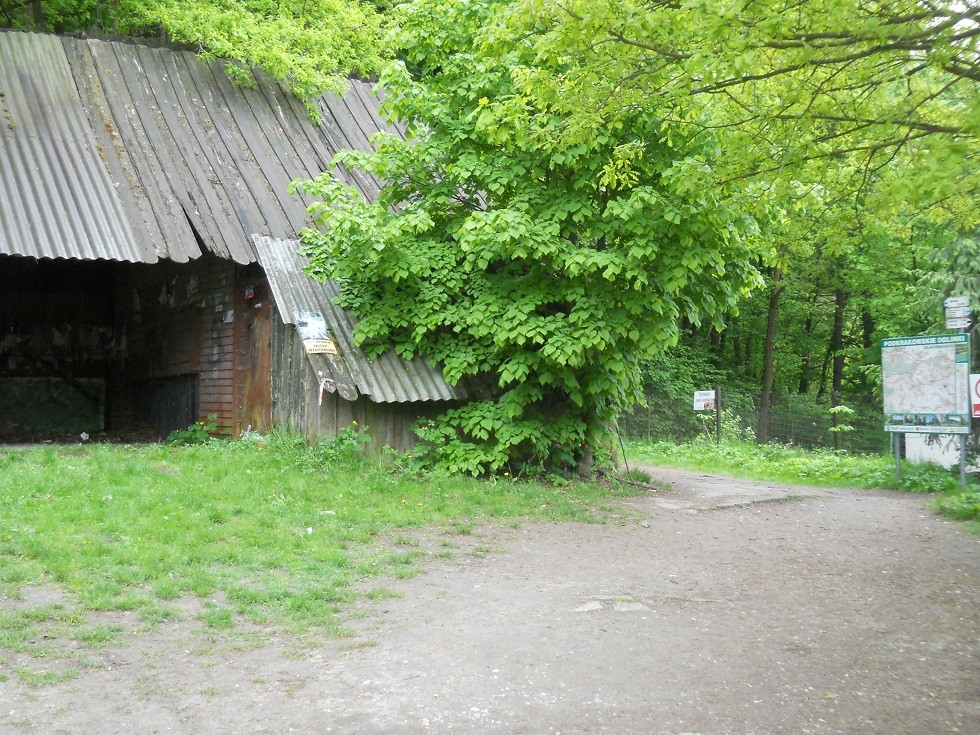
[944,295,970,308]
[946,306,972,318]
[693,390,716,411]
[946,317,972,330]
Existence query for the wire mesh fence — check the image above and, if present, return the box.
[620,389,978,474]
[620,391,890,454]
[901,433,976,472]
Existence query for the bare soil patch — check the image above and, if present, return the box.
[2,469,977,734]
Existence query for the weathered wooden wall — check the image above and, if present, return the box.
[234,264,273,435]
[270,317,438,451]
[1,252,440,445]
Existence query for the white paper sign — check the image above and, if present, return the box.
[305,339,338,355]
[693,390,716,411]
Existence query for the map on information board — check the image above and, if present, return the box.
[881,334,971,434]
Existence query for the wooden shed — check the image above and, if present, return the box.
[0,31,460,447]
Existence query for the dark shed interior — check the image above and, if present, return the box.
[0,255,117,437]
[0,253,271,441]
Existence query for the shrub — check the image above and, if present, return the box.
[167,414,217,446]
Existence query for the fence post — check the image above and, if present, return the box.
[715,385,722,443]
[892,432,902,482]
[961,434,968,489]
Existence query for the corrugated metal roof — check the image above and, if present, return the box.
[253,234,461,404]
[0,30,389,264]
[0,32,155,263]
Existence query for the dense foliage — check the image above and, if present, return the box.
[294,0,762,475]
[2,0,387,103]
[498,0,977,224]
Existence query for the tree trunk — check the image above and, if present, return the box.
[732,318,742,366]
[576,441,595,479]
[797,290,819,394]
[30,0,44,26]
[798,313,814,394]
[577,405,600,478]
[830,289,848,449]
[861,309,875,349]
[816,342,832,400]
[709,327,721,366]
[758,268,783,444]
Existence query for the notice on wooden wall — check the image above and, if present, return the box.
[296,311,338,356]
[305,339,338,355]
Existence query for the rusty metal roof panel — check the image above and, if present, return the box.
[253,234,461,404]
[1,30,391,265]
[0,31,157,263]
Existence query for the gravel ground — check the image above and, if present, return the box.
[1,467,977,734]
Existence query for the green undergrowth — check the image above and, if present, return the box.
[625,438,979,524]
[0,432,640,684]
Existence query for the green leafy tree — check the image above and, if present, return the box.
[293,0,762,476]
[2,0,387,104]
[496,0,977,224]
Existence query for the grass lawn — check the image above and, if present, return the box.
[0,433,640,685]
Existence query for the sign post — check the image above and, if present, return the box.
[715,385,722,445]
[693,389,721,443]
[892,432,901,482]
[944,295,973,332]
[944,295,970,308]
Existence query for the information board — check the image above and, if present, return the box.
[881,334,970,434]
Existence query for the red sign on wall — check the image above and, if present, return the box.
[972,374,980,419]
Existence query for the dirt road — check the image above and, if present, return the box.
[2,468,978,734]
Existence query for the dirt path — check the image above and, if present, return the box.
[2,469,978,734]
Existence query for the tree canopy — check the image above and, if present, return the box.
[291,0,976,471]
[497,0,977,224]
[2,0,388,102]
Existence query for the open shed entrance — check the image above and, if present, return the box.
[0,253,264,442]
